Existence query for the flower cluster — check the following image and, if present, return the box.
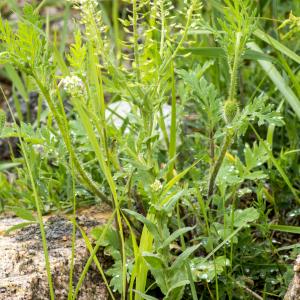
[278,11,300,39]
[61,75,86,98]
[150,179,163,192]
[68,0,107,42]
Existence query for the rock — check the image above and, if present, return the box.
[106,100,172,132]
[0,206,112,300]
[284,255,300,300]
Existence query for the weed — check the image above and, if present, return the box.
[0,1,300,299]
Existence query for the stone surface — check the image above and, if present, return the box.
[284,255,300,300]
[0,206,112,300]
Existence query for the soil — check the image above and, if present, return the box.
[0,205,112,300]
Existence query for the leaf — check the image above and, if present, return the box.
[106,260,124,293]
[232,208,259,228]
[161,160,199,197]
[191,256,229,282]
[159,190,185,213]
[11,207,36,221]
[165,280,189,300]
[133,290,158,300]
[270,225,300,235]
[180,47,275,62]
[142,252,166,269]
[4,65,28,102]
[0,162,21,171]
[5,221,36,234]
[122,209,160,241]
[91,226,120,250]
[247,42,300,120]
[172,243,201,269]
[244,142,269,171]
[254,29,300,64]
[160,226,195,250]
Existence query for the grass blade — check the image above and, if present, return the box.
[247,42,300,120]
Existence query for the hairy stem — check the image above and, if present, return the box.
[229,32,242,100]
[207,130,234,197]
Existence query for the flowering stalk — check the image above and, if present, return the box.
[207,32,241,198]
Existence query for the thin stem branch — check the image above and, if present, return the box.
[34,76,111,205]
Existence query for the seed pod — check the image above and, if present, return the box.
[223,99,238,124]
[0,109,6,136]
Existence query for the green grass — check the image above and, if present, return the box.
[0,0,300,299]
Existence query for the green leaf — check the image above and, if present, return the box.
[4,65,28,102]
[254,29,300,64]
[5,221,36,234]
[191,256,229,282]
[122,209,160,241]
[172,244,201,269]
[160,226,195,250]
[232,208,259,228]
[244,142,268,171]
[247,42,300,120]
[159,190,186,213]
[270,225,300,234]
[180,47,275,62]
[165,280,189,300]
[162,160,199,197]
[0,162,21,171]
[11,207,36,221]
[133,290,158,300]
[142,252,166,269]
[106,260,124,293]
[91,226,120,250]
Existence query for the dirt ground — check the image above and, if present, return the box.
[0,205,112,300]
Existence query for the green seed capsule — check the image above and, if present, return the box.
[223,99,238,124]
[0,109,6,136]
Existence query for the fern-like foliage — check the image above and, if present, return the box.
[0,4,53,83]
[216,0,257,99]
[218,0,257,62]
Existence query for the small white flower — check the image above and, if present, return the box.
[151,179,163,192]
[61,75,86,98]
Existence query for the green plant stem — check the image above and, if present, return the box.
[112,0,121,62]
[1,87,55,300]
[167,61,177,180]
[161,0,196,73]
[33,76,110,205]
[68,159,76,300]
[159,0,165,57]
[229,32,242,100]
[133,0,140,81]
[73,211,116,299]
[208,130,234,197]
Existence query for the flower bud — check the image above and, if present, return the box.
[223,99,238,124]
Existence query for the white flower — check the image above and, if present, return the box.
[61,75,86,98]
[151,179,163,192]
